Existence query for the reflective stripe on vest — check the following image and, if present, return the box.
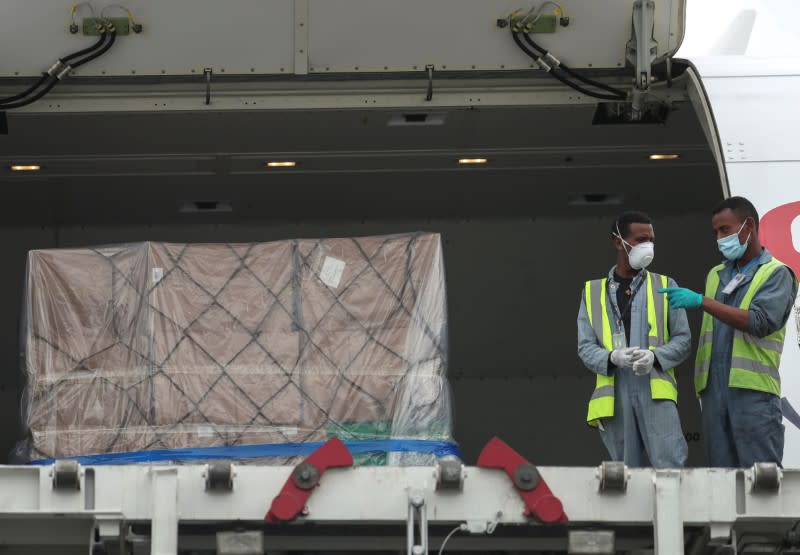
[585,271,678,427]
[694,258,788,396]
[646,272,679,401]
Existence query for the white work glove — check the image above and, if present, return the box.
[610,347,640,369]
[632,349,655,376]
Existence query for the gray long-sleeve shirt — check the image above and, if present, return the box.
[577,266,692,377]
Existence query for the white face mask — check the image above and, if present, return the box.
[625,241,655,270]
[615,223,655,270]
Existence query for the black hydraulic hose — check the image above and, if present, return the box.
[1,30,114,110]
[548,64,625,101]
[0,33,108,105]
[0,74,49,104]
[0,78,61,110]
[521,33,627,99]
[72,28,115,69]
[63,32,110,64]
[511,32,625,101]
[560,65,626,98]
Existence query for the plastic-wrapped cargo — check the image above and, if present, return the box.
[17,233,456,465]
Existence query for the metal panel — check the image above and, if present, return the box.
[685,66,730,196]
[0,467,40,511]
[0,81,617,114]
[1,75,687,115]
[653,470,682,555]
[0,0,295,77]
[692,64,800,164]
[294,0,310,75]
[0,0,684,77]
[307,0,685,72]
[151,468,178,555]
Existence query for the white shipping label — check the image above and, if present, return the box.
[152,267,164,284]
[319,256,346,288]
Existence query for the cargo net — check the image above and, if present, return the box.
[19,234,452,465]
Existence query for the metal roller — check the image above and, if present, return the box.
[205,462,234,491]
[435,459,465,491]
[52,460,81,490]
[598,461,627,492]
[752,462,781,492]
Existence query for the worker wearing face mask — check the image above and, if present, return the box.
[577,211,691,468]
[660,197,797,467]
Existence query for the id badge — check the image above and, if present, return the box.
[722,273,747,295]
[612,331,627,350]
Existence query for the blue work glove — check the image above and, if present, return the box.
[658,287,703,309]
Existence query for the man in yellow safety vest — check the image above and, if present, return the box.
[578,211,691,468]
[661,196,797,467]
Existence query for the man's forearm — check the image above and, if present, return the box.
[700,296,750,331]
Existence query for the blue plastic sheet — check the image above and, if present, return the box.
[30,439,461,465]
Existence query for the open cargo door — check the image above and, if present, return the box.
[0,0,686,120]
[1,1,686,77]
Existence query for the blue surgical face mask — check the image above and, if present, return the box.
[717,219,751,261]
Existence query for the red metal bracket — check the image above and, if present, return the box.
[477,437,568,524]
[265,437,354,523]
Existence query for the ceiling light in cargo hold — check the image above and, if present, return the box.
[457,158,488,165]
[266,161,297,168]
[10,164,41,172]
[648,154,680,161]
